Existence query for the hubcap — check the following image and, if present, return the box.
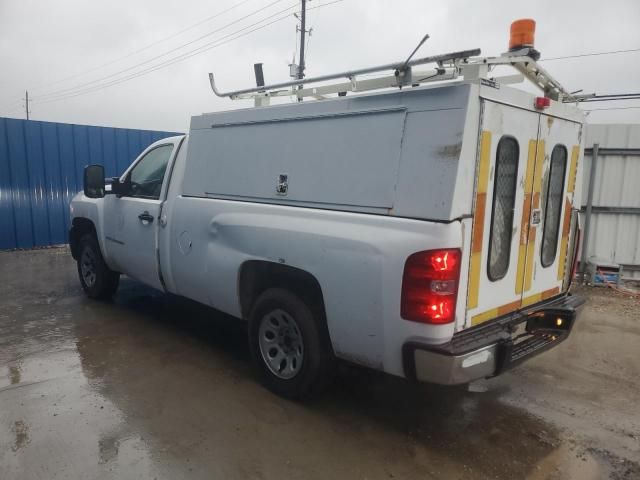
[258,308,304,380]
[80,248,97,288]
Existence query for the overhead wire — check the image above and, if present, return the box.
[584,106,640,111]
[34,0,291,100]
[578,94,640,103]
[34,0,344,105]
[28,0,255,93]
[578,93,640,112]
[541,47,640,61]
[35,4,301,104]
[0,99,25,113]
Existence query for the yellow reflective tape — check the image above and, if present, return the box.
[515,243,528,294]
[522,287,560,307]
[533,140,545,196]
[516,140,537,294]
[467,131,492,310]
[521,292,542,307]
[524,247,535,291]
[567,145,580,193]
[523,140,545,292]
[558,238,568,281]
[557,197,572,281]
[471,300,520,326]
[472,308,499,326]
[477,132,492,194]
[524,140,537,191]
[467,252,482,310]
[473,291,561,327]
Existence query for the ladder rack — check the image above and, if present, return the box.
[208,47,576,105]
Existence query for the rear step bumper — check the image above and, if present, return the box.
[402,293,585,385]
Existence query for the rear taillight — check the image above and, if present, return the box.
[401,249,461,324]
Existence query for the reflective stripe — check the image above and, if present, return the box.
[472,299,520,326]
[523,140,545,292]
[521,287,560,307]
[516,140,537,294]
[467,131,492,310]
[567,145,580,193]
[557,197,572,281]
[472,288,560,326]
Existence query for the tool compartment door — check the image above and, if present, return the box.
[466,100,541,327]
[520,115,582,307]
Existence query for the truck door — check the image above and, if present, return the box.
[466,100,541,327]
[103,142,176,290]
[520,115,582,307]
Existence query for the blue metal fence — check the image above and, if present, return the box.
[0,117,180,250]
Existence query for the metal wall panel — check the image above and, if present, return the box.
[582,124,640,279]
[0,117,180,250]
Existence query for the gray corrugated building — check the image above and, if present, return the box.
[582,124,640,280]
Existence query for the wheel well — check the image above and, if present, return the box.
[238,260,328,323]
[69,218,96,260]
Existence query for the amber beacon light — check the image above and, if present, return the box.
[509,18,536,51]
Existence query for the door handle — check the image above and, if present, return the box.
[138,211,154,223]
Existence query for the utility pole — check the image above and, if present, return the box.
[295,0,308,101]
[24,90,30,120]
[297,0,307,81]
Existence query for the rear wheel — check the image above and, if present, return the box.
[77,234,120,299]
[248,288,332,399]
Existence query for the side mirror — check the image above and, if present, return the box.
[84,164,106,198]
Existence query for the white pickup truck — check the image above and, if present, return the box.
[70,29,585,398]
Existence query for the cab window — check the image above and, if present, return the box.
[488,136,519,281]
[128,144,173,200]
[541,145,567,267]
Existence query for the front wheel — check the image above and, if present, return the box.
[77,234,120,299]
[248,288,333,399]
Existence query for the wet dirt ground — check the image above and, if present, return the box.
[1,248,638,480]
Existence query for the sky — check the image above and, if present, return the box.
[1,0,639,132]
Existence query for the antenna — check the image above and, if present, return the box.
[400,33,430,72]
[394,33,429,87]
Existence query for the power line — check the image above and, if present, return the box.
[0,99,24,113]
[542,47,640,61]
[36,4,300,104]
[29,0,255,94]
[580,96,640,103]
[577,93,640,103]
[35,0,291,100]
[584,106,640,111]
[35,0,344,105]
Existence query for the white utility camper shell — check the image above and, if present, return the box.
[187,84,475,221]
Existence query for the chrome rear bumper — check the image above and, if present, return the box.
[403,293,585,385]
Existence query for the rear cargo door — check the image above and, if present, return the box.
[466,100,541,327]
[520,115,582,307]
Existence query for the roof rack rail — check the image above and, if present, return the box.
[208,47,576,105]
[209,49,480,103]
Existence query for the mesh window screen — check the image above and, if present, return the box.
[488,137,519,280]
[541,145,567,267]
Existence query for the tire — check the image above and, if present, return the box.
[248,288,333,400]
[76,234,120,299]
